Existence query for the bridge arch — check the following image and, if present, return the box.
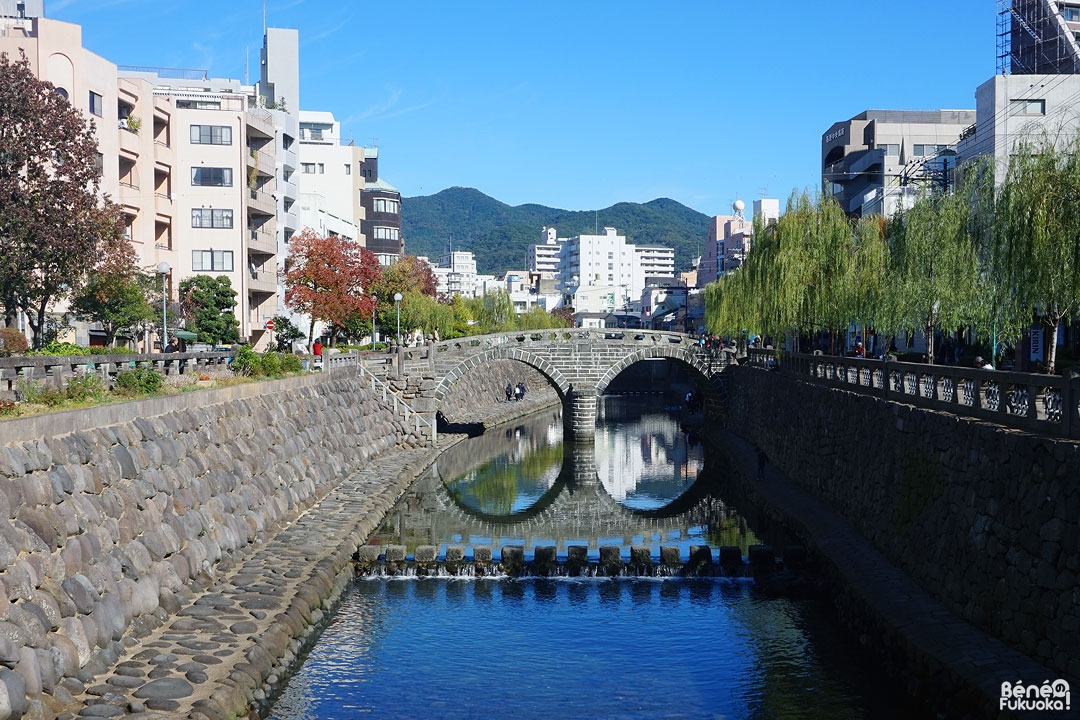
[432,346,573,404]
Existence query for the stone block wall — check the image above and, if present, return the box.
[724,366,1080,681]
[414,359,551,424]
[0,374,404,717]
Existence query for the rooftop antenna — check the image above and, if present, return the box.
[262,0,267,34]
[244,45,249,85]
[759,187,768,199]
[732,198,745,221]
[594,210,598,234]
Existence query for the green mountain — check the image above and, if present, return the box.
[400,187,710,275]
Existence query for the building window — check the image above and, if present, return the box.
[317,163,325,174]
[177,99,221,110]
[344,164,351,175]
[89,91,103,117]
[1011,99,1046,116]
[191,249,234,272]
[912,143,950,157]
[54,87,69,101]
[301,163,315,174]
[372,198,400,214]
[191,208,233,228]
[372,226,399,240]
[190,125,232,145]
[881,143,900,156]
[94,153,104,177]
[191,167,233,186]
[1065,6,1080,21]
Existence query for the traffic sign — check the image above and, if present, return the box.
[265,319,275,331]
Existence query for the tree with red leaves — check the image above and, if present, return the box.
[282,228,381,345]
[0,52,130,347]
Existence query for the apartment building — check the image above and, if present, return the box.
[528,227,564,274]
[120,70,279,349]
[821,109,975,218]
[697,198,779,287]
[296,111,365,241]
[0,9,287,349]
[359,148,404,265]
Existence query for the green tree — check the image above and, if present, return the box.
[70,243,155,347]
[0,53,128,347]
[479,289,515,332]
[994,132,1080,373]
[179,275,240,345]
[887,182,980,365]
[271,314,304,353]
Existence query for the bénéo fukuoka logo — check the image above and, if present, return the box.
[1000,679,1070,712]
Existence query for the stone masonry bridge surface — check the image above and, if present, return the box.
[363,330,731,438]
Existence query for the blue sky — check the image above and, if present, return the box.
[50,0,996,216]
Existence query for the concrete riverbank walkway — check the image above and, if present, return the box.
[53,392,563,720]
[712,428,1060,719]
[56,445,440,719]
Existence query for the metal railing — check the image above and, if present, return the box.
[356,363,436,444]
[748,348,1080,438]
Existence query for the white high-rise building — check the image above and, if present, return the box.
[296,111,364,241]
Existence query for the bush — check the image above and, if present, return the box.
[259,352,283,376]
[16,380,64,406]
[230,345,260,377]
[0,328,28,357]
[0,399,16,417]
[64,373,106,402]
[114,366,165,395]
[280,353,302,373]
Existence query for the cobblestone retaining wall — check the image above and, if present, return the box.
[0,373,405,718]
[725,365,1080,681]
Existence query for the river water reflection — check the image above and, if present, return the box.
[267,396,907,719]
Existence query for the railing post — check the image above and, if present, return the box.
[1064,370,1077,438]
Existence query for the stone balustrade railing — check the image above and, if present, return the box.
[0,351,233,396]
[0,350,362,398]
[748,348,1080,438]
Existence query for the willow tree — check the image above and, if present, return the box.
[705,190,857,350]
[842,215,891,353]
[994,132,1080,374]
[887,181,981,365]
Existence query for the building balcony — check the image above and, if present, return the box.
[248,228,276,255]
[247,188,275,216]
[282,210,298,231]
[154,192,173,218]
[118,126,140,159]
[247,269,278,295]
[247,147,275,177]
[279,179,297,202]
[119,181,140,209]
[281,146,297,172]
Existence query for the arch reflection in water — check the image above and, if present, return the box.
[373,397,756,562]
[268,400,914,720]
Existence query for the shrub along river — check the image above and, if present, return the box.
[266,394,913,719]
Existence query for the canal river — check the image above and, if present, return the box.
[267,395,912,719]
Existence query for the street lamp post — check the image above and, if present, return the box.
[394,292,403,345]
[156,261,170,351]
[371,294,377,351]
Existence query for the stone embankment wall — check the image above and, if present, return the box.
[0,373,406,718]
[724,365,1079,681]
[400,359,553,425]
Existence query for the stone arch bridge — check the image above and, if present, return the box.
[360,330,732,438]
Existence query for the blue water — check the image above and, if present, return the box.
[267,395,910,719]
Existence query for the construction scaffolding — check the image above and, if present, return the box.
[997,0,1080,75]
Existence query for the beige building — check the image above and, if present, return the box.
[0,12,280,349]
